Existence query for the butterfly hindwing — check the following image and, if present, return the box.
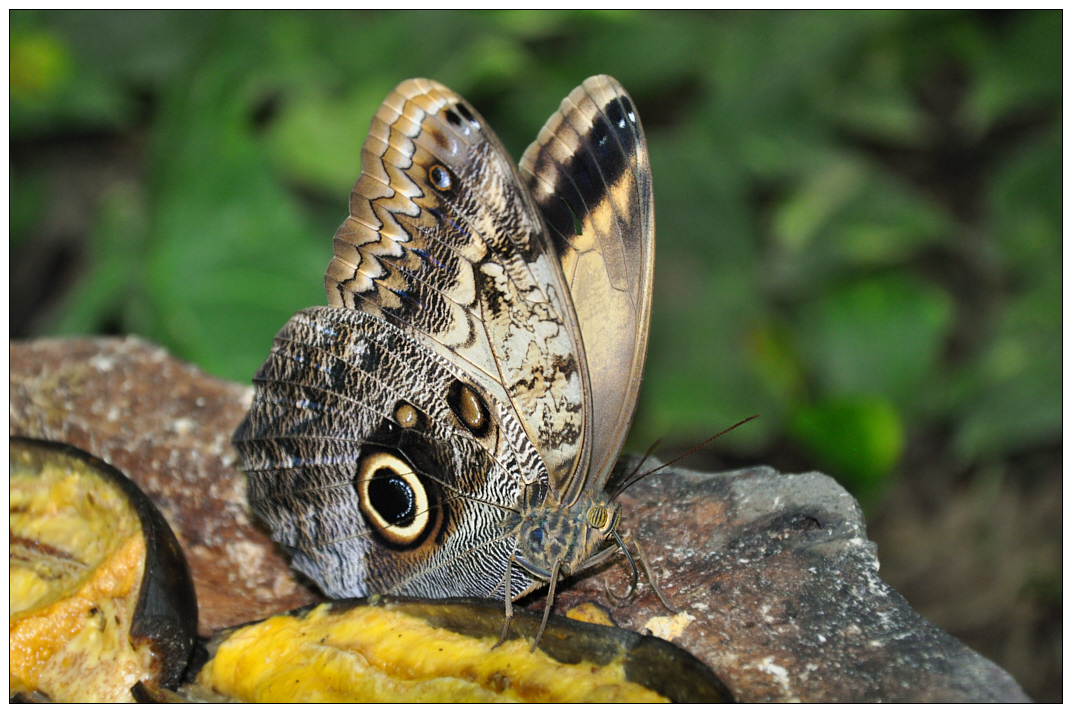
[235,306,539,600]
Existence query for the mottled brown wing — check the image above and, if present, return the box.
[234,306,541,600]
[324,78,594,498]
[519,76,655,491]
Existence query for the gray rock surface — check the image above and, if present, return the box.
[559,459,1031,701]
[9,337,1030,702]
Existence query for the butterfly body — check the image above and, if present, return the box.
[507,486,621,581]
[235,76,654,626]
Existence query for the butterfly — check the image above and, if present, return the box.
[233,75,655,645]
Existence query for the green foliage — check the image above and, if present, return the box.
[794,276,954,406]
[790,397,904,502]
[11,10,1061,498]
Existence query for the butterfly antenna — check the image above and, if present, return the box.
[606,438,661,498]
[630,438,663,485]
[616,414,760,495]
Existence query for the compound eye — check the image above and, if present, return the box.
[586,505,610,529]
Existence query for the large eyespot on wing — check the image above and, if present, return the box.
[519,75,655,489]
[322,78,594,500]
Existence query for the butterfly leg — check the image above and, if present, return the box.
[531,558,562,653]
[494,556,515,649]
[603,528,639,603]
[628,531,681,614]
[584,529,681,613]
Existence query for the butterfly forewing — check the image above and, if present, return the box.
[520,76,655,492]
[325,78,595,494]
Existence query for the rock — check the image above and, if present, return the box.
[8,337,1030,702]
[555,460,1032,702]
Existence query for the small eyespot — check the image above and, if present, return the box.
[447,380,491,437]
[444,108,463,127]
[458,386,484,428]
[395,402,419,428]
[429,164,452,191]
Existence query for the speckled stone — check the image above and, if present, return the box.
[552,459,1031,702]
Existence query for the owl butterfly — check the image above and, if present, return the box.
[234,75,655,646]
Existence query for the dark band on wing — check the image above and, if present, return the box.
[524,84,641,248]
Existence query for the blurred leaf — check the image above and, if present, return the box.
[141,36,328,380]
[794,276,954,406]
[989,126,1061,279]
[774,157,867,253]
[953,275,1060,462]
[10,11,207,135]
[829,171,953,264]
[461,33,532,86]
[945,114,1062,463]
[9,23,129,136]
[834,94,928,146]
[493,9,573,39]
[790,396,904,498]
[46,10,209,86]
[264,82,396,196]
[705,11,905,138]
[48,182,149,335]
[769,158,954,293]
[964,10,1061,134]
[10,29,71,103]
[10,172,49,252]
[634,126,774,452]
[640,267,776,454]
[650,128,753,261]
[561,11,709,94]
[746,319,806,405]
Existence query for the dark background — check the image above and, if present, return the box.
[10,10,1061,700]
